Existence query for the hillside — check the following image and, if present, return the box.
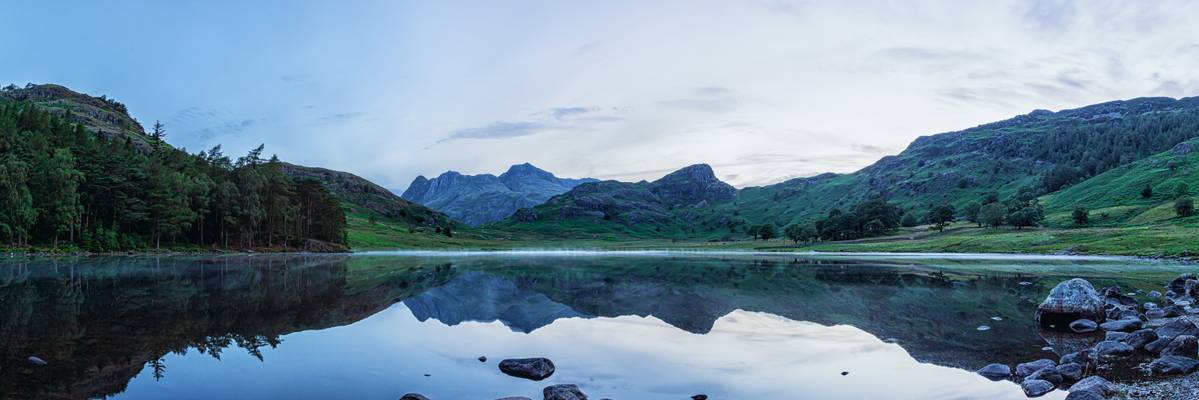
[498,164,737,238]
[401,163,596,226]
[494,96,1199,241]
[1040,138,1199,227]
[0,83,154,148]
[281,163,453,229]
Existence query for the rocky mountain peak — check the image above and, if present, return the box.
[649,164,736,206]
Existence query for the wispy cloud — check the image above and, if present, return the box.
[659,86,738,112]
[435,106,620,146]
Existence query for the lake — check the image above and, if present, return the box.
[1,252,1193,399]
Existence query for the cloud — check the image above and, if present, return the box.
[435,106,621,146]
[442,121,546,142]
[659,86,738,112]
[311,111,368,126]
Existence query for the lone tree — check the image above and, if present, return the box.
[927,204,956,232]
[900,213,918,228]
[963,202,982,227]
[1072,207,1089,226]
[150,121,167,153]
[1141,185,1153,199]
[980,203,1006,228]
[1177,197,1195,218]
[756,224,776,240]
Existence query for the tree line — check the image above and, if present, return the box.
[0,103,346,250]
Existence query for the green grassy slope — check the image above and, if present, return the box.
[1041,139,1199,227]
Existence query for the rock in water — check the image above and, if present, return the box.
[1027,366,1064,384]
[26,356,47,366]
[976,363,1011,380]
[497,397,532,400]
[1016,359,1057,378]
[1148,355,1199,374]
[1099,318,1141,332]
[400,394,430,400]
[478,356,487,362]
[1021,379,1055,397]
[1069,319,1098,333]
[499,358,556,381]
[543,384,588,400]
[1037,279,1105,330]
[691,395,708,400]
[1055,362,1083,381]
[1162,335,1198,357]
[1094,340,1134,359]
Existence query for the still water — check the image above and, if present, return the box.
[1,252,1192,399]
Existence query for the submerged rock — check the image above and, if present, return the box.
[543,384,588,400]
[1037,279,1105,330]
[499,358,556,381]
[1063,390,1104,400]
[1016,359,1057,378]
[1021,379,1055,397]
[691,395,708,400]
[1069,319,1098,333]
[976,363,1011,380]
[1061,349,1097,369]
[400,394,430,400]
[1147,355,1199,375]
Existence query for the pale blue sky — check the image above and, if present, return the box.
[3,1,1198,190]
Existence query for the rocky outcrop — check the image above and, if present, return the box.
[1036,279,1105,330]
[646,164,736,206]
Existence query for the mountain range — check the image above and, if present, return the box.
[401,163,597,226]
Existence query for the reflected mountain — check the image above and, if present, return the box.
[0,254,1186,399]
[404,271,585,333]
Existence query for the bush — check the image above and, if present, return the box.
[1177,197,1195,218]
[1072,207,1089,226]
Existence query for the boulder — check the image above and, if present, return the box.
[1063,390,1104,400]
[1149,290,1163,298]
[1038,279,1105,330]
[26,356,46,366]
[1155,318,1199,339]
[400,394,430,400]
[976,363,1011,380]
[1162,305,1186,317]
[1103,286,1138,308]
[1123,329,1158,349]
[1069,319,1098,333]
[1147,355,1199,375]
[691,396,708,400]
[1016,359,1057,378]
[1145,308,1167,319]
[1028,366,1063,384]
[1162,335,1198,357]
[1168,273,1196,294]
[543,384,588,400]
[1070,375,1116,396]
[1104,331,1128,341]
[499,358,556,381]
[1099,318,1141,332]
[1055,362,1083,381]
[1060,350,1097,369]
[1145,337,1173,354]
[1094,340,1134,359]
[1021,379,1055,398]
[497,398,532,400]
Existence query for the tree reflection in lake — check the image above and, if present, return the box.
[0,253,1188,399]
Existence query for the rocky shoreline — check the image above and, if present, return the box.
[980,273,1199,398]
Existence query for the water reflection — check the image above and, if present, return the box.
[0,254,1189,399]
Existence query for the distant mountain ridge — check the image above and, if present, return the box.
[401,163,597,226]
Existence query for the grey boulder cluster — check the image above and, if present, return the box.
[404,357,595,400]
[982,274,1199,398]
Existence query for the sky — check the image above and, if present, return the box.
[2,1,1198,191]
